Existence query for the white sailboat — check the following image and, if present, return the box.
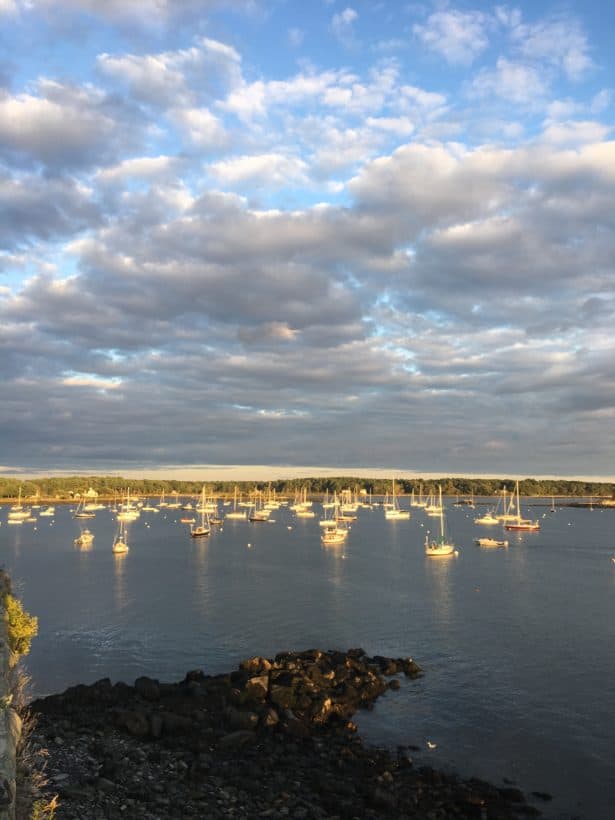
[8,488,31,522]
[410,484,428,508]
[384,479,410,520]
[190,486,211,537]
[475,537,508,548]
[73,495,96,519]
[494,488,518,523]
[249,492,271,522]
[474,508,500,525]
[116,489,140,521]
[425,486,456,557]
[225,486,247,519]
[112,519,129,554]
[424,490,443,517]
[321,525,348,545]
[75,528,94,548]
[321,497,349,544]
[504,481,540,531]
[319,493,339,527]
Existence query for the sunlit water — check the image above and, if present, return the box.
[2,498,614,819]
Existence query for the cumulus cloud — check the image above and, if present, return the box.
[21,0,251,25]
[1,4,614,474]
[98,37,242,107]
[0,80,140,170]
[331,7,359,48]
[0,171,99,248]
[209,153,309,188]
[172,106,228,149]
[469,58,550,105]
[510,15,593,80]
[413,9,491,65]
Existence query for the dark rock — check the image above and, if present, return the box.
[150,712,164,738]
[219,730,258,749]
[184,669,206,683]
[240,656,272,674]
[135,675,160,701]
[498,786,525,802]
[260,706,279,728]
[28,647,541,820]
[531,791,553,801]
[245,674,269,700]
[225,706,259,731]
[160,711,193,734]
[116,709,149,738]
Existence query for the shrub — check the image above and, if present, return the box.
[3,593,38,657]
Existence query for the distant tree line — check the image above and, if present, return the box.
[0,475,613,500]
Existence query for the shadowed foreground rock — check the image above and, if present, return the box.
[26,649,541,819]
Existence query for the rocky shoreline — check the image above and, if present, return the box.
[25,648,544,819]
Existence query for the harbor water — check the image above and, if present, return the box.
[1,498,614,818]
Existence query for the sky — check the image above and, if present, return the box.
[1,0,614,480]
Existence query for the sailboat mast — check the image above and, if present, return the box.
[516,480,521,522]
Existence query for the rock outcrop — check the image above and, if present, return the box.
[27,649,541,819]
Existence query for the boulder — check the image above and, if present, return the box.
[245,674,269,700]
[134,676,160,701]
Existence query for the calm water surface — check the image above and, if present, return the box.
[2,498,615,819]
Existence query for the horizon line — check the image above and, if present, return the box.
[1,464,614,484]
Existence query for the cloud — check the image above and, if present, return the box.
[469,57,550,105]
[97,37,242,107]
[209,153,309,189]
[172,106,228,149]
[0,80,140,170]
[96,155,179,184]
[288,27,304,48]
[1,9,614,475]
[510,15,593,80]
[331,7,359,48]
[540,120,611,148]
[0,171,99,249]
[20,0,252,26]
[413,9,490,65]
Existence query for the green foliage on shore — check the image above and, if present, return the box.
[3,590,38,657]
[29,797,58,820]
[0,474,613,500]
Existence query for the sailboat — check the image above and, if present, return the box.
[504,481,541,531]
[410,484,427,508]
[321,524,348,545]
[73,495,96,519]
[116,489,140,521]
[474,507,500,525]
[321,497,349,544]
[384,479,410,519]
[319,493,339,527]
[190,486,211,537]
[8,487,31,522]
[112,519,129,554]
[74,528,94,548]
[249,492,271,522]
[475,537,508,548]
[425,486,456,556]
[225,486,247,520]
